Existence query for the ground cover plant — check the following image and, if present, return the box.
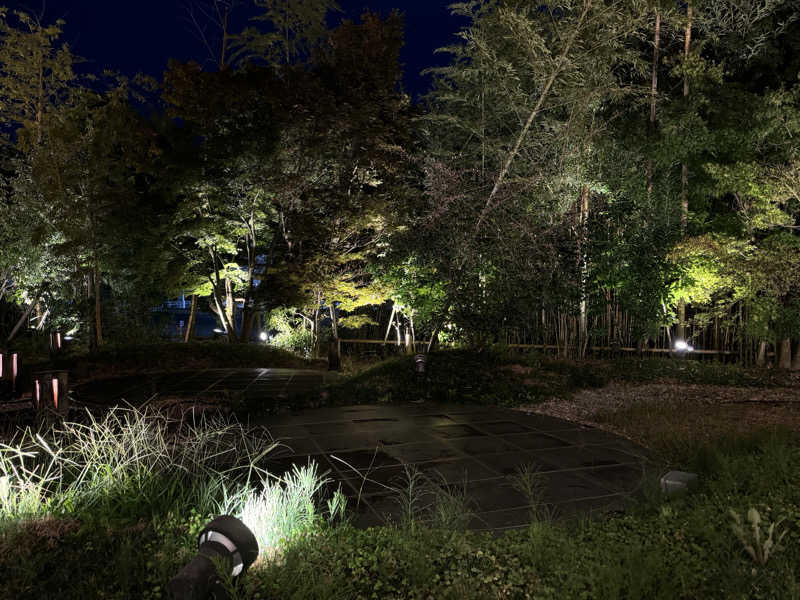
[243,430,800,600]
[0,407,346,599]
[1,355,798,599]
[316,349,798,412]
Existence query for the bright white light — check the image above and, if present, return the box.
[213,328,224,334]
[259,332,268,342]
[64,336,74,341]
[674,340,689,351]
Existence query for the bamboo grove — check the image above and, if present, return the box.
[1,0,799,367]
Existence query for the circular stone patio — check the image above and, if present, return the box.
[72,368,649,532]
[259,402,649,532]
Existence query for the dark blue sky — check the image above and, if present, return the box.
[6,0,466,98]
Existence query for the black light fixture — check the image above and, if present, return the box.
[169,515,259,600]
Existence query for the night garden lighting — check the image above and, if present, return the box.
[168,515,258,600]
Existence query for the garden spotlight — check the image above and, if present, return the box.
[674,340,693,352]
[259,331,268,342]
[168,515,259,600]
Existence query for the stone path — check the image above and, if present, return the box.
[73,368,338,405]
[258,403,648,532]
[73,368,649,532]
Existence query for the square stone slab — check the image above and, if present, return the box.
[477,421,534,435]
[503,432,571,450]
[431,424,486,439]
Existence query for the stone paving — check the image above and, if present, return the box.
[71,368,649,532]
[74,368,338,405]
[260,402,648,532]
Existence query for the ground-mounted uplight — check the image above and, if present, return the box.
[32,370,69,418]
[259,331,268,342]
[49,332,62,356]
[674,340,694,353]
[168,515,259,600]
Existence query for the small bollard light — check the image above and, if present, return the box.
[169,515,259,600]
[32,370,69,417]
[49,332,63,355]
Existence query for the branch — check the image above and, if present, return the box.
[473,0,593,235]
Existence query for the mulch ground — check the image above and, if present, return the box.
[516,380,800,452]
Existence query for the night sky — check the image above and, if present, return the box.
[6,0,466,98]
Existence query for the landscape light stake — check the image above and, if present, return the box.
[169,515,259,600]
[32,370,69,420]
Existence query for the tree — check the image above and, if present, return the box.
[0,8,75,146]
[236,0,341,66]
[16,79,167,348]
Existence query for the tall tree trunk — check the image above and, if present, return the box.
[678,0,692,343]
[241,310,259,343]
[208,248,236,341]
[224,274,234,337]
[313,305,321,358]
[184,294,198,342]
[94,264,103,348]
[778,338,792,369]
[328,304,340,370]
[791,341,800,371]
[384,304,397,345]
[756,340,767,367]
[427,323,440,353]
[6,297,39,346]
[329,304,338,340]
[646,10,661,200]
[394,313,402,346]
[577,185,589,358]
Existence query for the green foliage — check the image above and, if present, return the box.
[0,407,278,521]
[323,348,555,408]
[266,309,315,357]
[730,507,789,565]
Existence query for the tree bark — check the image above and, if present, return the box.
[241,309,259,343]
[94,264,103,348]
[313,306,321,358]
[329,304,338,340]
[756,340,767,367]
[577,185,589,358]
[791,341,800,371]
[646,10,661,200]
[6,299,38,346]
[208,248,236,341]
[677,0,692,344]
[224,274,234,336]
[184,294,198,342]
[778,337,792,369]
[384,304,397,345]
